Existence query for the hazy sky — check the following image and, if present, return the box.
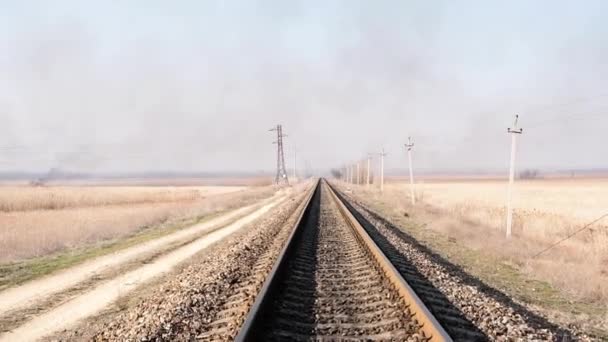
[1,1,607,173]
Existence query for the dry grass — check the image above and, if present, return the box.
[0,185,272,263]
[355,178,608,302]
[0,186,246,212]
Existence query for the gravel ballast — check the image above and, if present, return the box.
[59,188,310,341]
[337,187,593,341]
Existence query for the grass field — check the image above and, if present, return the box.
[345,177,608,334]
[415,178,608,223]
[0,185,271,263]
[359,178,608,302]
[0,186,246,212]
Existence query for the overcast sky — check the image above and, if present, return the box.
[1,1,607,174]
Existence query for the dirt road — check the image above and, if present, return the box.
[0,194,286,341]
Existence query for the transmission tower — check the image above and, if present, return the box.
[270,124,289,186]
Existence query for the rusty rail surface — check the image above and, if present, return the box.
[235,179,452,341]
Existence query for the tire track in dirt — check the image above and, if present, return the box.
[0,195,288,342]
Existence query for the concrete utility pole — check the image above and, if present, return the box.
[506,115,523,238]
[356,161,360,185]
[366,155,371,187]
[345,165,349,183]
[270,125,289,186]
[348,164,352,183]
[292,145,297,181]
[405,137,416,205]
[379,148,386,193]
[345,165,350,183]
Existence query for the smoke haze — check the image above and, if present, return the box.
[1,1,607,174]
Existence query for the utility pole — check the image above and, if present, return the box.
[292,145,297,181]
[346,165,350,183]
[356,161,360,185]
[379,148,386,193]
[345,166,348,183]
[366,155,371,188]
[270,124,289,186]
[405,137,416,205]
[345,165,348,183]
[506,115,523,238]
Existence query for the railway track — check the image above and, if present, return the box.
[64,178,579,341]
[236,180,451,341]
[333,186,579,341]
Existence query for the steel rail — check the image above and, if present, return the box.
[234,179,319,342]
[326,181,452,342]
[236,179,452,341]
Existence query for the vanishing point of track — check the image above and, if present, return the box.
[236,180,451,341]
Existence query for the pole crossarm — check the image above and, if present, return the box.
[508,115,523,134]
[404,136,415,151]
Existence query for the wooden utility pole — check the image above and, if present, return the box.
[405,137,415,205]
[506,115,523,238]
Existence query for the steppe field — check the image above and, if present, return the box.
[361,177,608,303]
[0,182,276,285]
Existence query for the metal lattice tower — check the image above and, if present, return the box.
[270,124,289,186]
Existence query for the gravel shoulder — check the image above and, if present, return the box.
[336,183,599,340]
[0,192,291,342]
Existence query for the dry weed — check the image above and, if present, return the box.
[355,179,608,302]
[0,186,246,212]
[0,186,273,262]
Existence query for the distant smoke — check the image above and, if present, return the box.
[0,1,607,174]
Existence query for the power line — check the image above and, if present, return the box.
[522,91,608,114]
[530,213,608,259]
[525,111,607,128]
[410,109,606,153]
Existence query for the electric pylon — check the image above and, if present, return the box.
[270,124,289,186]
